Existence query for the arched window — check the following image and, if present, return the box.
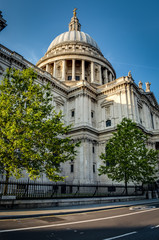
[106,120,111,127]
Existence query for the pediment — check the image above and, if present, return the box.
[54,96,65,105]
[100,99,114,108]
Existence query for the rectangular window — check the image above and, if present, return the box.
[71,164,74,173]
[71,110,75,117]
[155,142,159,150]
[91,111,94,118]
[76,76,80,81]
[92,146,95,153]
[68,76,72,80]
[93,164,95,173]
[106,120,111,127]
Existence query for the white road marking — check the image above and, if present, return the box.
[103,231,137,240]
[151,225,159,229]
[130,206,155,211]
[0,207,158,233]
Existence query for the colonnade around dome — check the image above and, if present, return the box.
[39,59,114,85]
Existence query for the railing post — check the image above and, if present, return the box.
[93,185,98,197]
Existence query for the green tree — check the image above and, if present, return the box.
[0,68,80,191]
[98,118,158,194]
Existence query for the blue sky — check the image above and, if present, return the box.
[1,0,159,102]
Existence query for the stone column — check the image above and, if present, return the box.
[79,142,84,183]
[46,64,50,73]
[109,73,112,82]
[53,61,56,78]
[83,140,89,183]
[102,107,105,129]
[153,114,157,130]
[88,96,91,125]
[62,60,66,81]
[127,85,133,120]
[111,104,115,127]
[82,60,85,80]
[89,141,93,183]
[146,106,150,129]
[75,96,78,125]
[119,92,122,123]
[91,62,95,82]
[113,102,118,126]
[131,87,137,122]
[142,104,147,128]
[105,69,109,83]
[84,95,88,124]
[99,66,102,85]
[121,89,128,117]
[80,94,83,124]
[72,59,75,81]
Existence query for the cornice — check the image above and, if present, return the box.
[100,100,114,108]
[68,123,158,140]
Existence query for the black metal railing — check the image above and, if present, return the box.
[0,180,144,200]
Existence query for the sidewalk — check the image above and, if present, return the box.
[0,198,158,220]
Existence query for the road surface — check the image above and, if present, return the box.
[0,202,159,240]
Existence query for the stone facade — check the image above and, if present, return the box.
[0,11,7,32]
[0,10,159,184]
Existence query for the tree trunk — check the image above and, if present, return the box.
[124,172,128,195]
[3,170,10,195]
[125,180,128,195]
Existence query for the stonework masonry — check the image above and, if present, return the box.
[0,10,159,184]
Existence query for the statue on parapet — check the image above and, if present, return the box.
[138,81,143,89]
[128,71,132,78]
[145,82,151,92]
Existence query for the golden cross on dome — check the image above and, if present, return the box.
[73,8,77,17]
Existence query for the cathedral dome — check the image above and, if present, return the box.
[47,31,101,52]
[36,9,116,85]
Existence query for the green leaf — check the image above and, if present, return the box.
[0,68,80,182]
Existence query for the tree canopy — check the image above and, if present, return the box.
[98,118,159,193]
[0,68,80,182]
